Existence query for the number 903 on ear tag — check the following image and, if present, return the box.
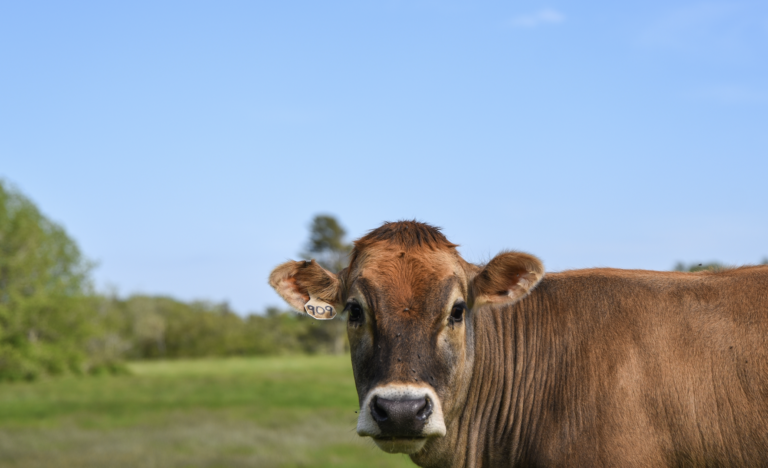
[304,296,336,320]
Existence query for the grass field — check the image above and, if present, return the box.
[0,355,415,468]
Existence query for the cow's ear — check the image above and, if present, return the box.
[268,259,343,312]
[470,252,544,309]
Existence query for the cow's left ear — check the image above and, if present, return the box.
[268,259,343,313]
[469,251,544,309]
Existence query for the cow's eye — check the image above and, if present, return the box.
[450,303,465,323]
[347,303,363,322]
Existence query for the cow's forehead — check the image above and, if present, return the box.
[347,243,469,308]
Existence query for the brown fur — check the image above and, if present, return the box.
[437,266,768,467]
[471,251,545,307]
[353,220,458,252]
[268,259,343,310]
[268,221,768,467]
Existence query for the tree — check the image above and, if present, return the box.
[673,261,725,273]
[300,214,352,354]
[0,180,97,380]
[674,258,768,272]
[301,215,352,272]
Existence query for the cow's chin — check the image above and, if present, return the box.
[372,437,427,454]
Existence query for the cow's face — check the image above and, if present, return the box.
[269,222,543,456]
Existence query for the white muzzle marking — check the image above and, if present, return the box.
[356,384,446,454]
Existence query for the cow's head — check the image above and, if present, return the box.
[268,221,543,456]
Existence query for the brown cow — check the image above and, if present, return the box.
[269,221,768,467]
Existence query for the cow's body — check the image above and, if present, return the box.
[422,267,768,467]
[269,221,768,467]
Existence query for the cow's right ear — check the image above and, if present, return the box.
[469,251,544,309]
[268,259,343,312]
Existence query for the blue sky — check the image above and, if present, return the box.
[2,1,766,313]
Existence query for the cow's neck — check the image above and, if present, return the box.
[412,290,556,468]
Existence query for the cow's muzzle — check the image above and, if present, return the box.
[357,384,446,454]
[370,395,433,437]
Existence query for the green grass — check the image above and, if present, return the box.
[0,355,415,468]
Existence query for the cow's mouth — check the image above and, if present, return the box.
[373,436,427,442]
[372,436,428,454]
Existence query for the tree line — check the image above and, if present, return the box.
[0,181,353,381]
[91,296,345,364]
[1,179,766,381]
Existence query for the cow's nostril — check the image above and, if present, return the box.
[416,397,433,421]
[370,396,389,423]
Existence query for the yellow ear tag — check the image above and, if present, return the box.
[304,296,336,320]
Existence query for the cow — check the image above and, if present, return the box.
[268,221,768,467]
